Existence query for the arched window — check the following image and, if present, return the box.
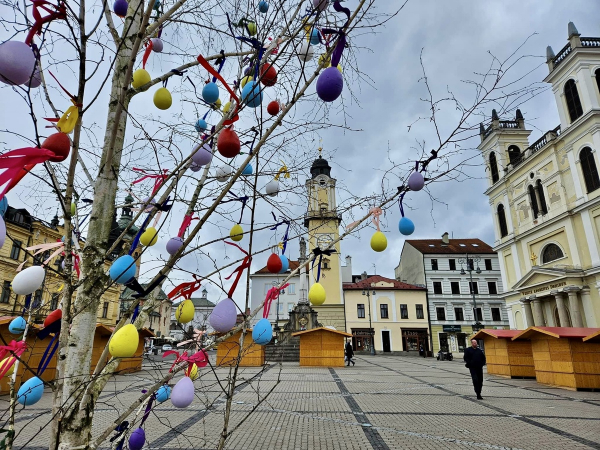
[541,243,564,264]
[507,145,522,166]
[536,180,548,215]
[528,185,539,219]
[497,204,508,238]
[489,152,499,183]
[595,68,600,96]
[564,79,583,123]
[580,147,600,193]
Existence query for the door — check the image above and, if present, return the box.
[439,333,449,352]
[382,331,391,352]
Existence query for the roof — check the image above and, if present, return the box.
[583,329,600,343]
[512,326,600,340]
[173,297,215,308]
[405,239,494,255]
[472,329,522,340]
[120,284,169,301]
[253,260,306,274]
[292,327,352,337]
[343,275,425,291]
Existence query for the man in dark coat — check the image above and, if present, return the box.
[345,340,355,366]
[464,338,486,399]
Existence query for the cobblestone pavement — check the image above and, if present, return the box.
[3,353,600,449]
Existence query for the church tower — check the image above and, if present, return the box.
[304,150,345,330]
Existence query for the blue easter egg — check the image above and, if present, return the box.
[109,255,136,284]
[202,82,219,104]
[279,254,289,273]
[195,119,207,132]
[156,385,171,402]
[252,318,273,345]
[242,164,253,175]
[9,316,26,334]
[17,376,44,406]
[399,217,415,235]
[258,0,268,12]
[0,197,8,217]
[309,28,320,45]
[241,81,263,108]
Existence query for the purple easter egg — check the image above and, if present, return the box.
[150,38,163,53]
[166,236,184,255]
[27,64,42,89]
[408,171,424,191]
[128,428,145,450]
[171,376,194,408]
[316,66,343,102]
[313,0,328,11]
[0,41,36,86]
[113,0,128,16]
[190,163,202,172]
[209,298,237,333]
[192,143,212,166]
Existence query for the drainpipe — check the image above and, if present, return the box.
[423,254,434,357]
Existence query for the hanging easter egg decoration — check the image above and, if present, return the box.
[215,166,232,182]
[202,82,219,104]
[44,309,62,328]
[247,21,257,36]
[242,164,253,176]
[0,216,5,249]
[267,101,280,116]
[258,0,269,12]
[398,217,415,235]
[240,75,253,88]
[217,128,241,158]
[109,323,139,358]
[214,98,222,109]
[408,168,424,191]
[109,254,136,284]
[42,133,71,162]
[297,42,314,62]
[190,163,202,172]
[265,179,279,196]
[259,64,277,86]
[308,282,326,306]
[252,318,273,345]
[241,81,263,108]
[16,376,44,406]
[166,236,184,255]
[12,266,45,295]
[113,0,128,16]
[267,253,283,273]
[195,119,208,132]
[316,66,343,102]
[223,101,231,113]
[132,68,151,89]
[8,316,26,334]
[230,224,243,241]
[70,202,76,216]
[318,53,331,67]
[140,226,158,246]
[0,41,36,86]
[192,143,212,166]
[156,385,171,402]
[370,231,387,252]
[309,28,320,45]
[279,254,289,273]
[188,363,200,381]
[128,428,146,450]
[171,376,194,408]
[209,298,238,333]
[154,87,172,110]
[150,37,163,53]
[27,64,42,89]
[0,357,15,377]
[0,197,8,217]
[175,299,195,323]
[313,0,328,12]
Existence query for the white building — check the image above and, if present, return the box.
[169,288,215,342]
[395,233,509,354]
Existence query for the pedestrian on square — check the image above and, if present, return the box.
[419,344,424,357]
[464,339,486,399]
[345,340,355,366]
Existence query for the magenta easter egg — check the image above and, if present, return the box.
[171,376,194,408]
[128,428,145,450]
[166,236,184,255]
[316,66,343,102]
[209,298,237,333]
[408,171,424,191]
[192,143,212,166]
[0,41,36,86]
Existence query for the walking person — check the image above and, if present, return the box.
[464,339,486,399]
[345,340,355,366]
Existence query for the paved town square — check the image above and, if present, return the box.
[6,354,600,449]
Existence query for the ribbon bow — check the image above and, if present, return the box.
[124,274,166,300]
[218,195,249,224]
[312,247,335,282]
[224,241,251,298]
[178,214,199,238]
[128,197,172,255]
[25,0,67,46]
[320,2,351,69]
[263,284,289,318]
[398,192,406,217]
[0,340,27,379]
[196,54,240,125]
[274,163,290,181]
[168,275,202,301]
[132,168,168,196]
[270,213,290,254]
[163,349,209,375]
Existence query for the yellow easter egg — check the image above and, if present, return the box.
[230,224,243,242]
[241,76,253,88]
[154,87,172,110]
[0,357,15,377]
[370,231,387,252]
[176,299,195,324]
[318,53,331,67]
[308,282,326,306]
[109,324,139,358]
[140,227,158,246]
[189,363,199,381]
[71,202,76,216]
[214,98,222,109]
[247,21,257,36]
[223,101,231,113]
[132,68,151,89]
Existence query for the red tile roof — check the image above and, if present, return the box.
[512,326,600,340]
[405,239,494,254]
[343,275,424,291]
[472,329,521,340]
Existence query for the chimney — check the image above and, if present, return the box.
[361,271,368,281]
[441,232,449,245]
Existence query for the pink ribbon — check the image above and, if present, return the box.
[263,284,289,318]
[346,207,383,232]
[0,340,27,379]
[0,147,57,201]
[17,240,63,271]
[177,214,199,238]
[132,168,168,196]
[163,349,209,375]
[177,329,206,351]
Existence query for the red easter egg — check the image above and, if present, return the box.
[217,128,240,158]
[44,309,62,328]
[42,133,71,162]
[260,63,277,86]
[266,253,283,273]
[267,101,280,116]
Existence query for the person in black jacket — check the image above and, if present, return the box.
[345,340,355,366]
[464,339,486,399]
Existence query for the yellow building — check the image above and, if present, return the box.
[478,22,600,329]
[343,275,429,354]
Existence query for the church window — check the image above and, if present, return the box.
[564,79,583,123]
[528,185,539,219]
[580,147,600,193]
[489,152,499,183]
[497,204,508,238]
[541,243,564,264]
[536,180,548,214]
[507,146,522,166]
[596,68,600,96]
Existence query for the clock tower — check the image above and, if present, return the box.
[304,150,345,330]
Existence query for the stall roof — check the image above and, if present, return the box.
[292,327,352,337]
[512,326,600,341]
[472,329,522,340]
[583,329,600,343]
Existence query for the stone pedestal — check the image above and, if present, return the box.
[278,301,322,343]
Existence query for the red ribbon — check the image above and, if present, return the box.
[168,275,201,301]
[196,54,239,125]
[132,168,168,195]
[0,340,27,379]
[177,214,198,238]
[25,0,67,46]
[0,148,57,201]
[263,284,289,318]
[163,348,209,375]
[142,40,153,69]
[224,241,251,298]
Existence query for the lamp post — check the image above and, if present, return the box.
[458,254,484,332]
[362,288,376,355]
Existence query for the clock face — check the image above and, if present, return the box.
[316,234,334,250]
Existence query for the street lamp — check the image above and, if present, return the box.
[362,288,377,355]
[458,254,483,332]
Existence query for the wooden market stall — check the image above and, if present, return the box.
[216,330,265,367]
[512,327,600,390]
[292,327,352,367]
[472,329,535,378]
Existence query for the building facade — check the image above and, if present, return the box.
[478,23,600,329]
[170,288,216,342]
[120,285,171,337]
[396,235,508,354]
